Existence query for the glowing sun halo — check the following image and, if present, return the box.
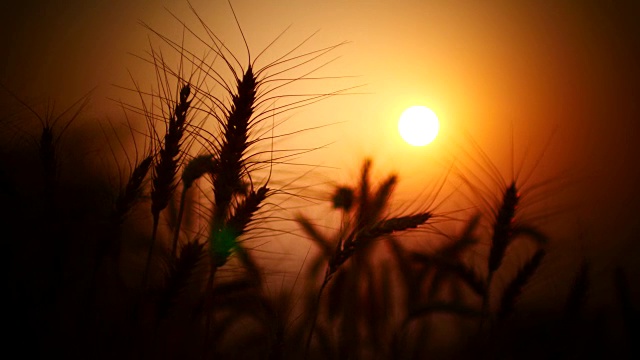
[398,106,440,146]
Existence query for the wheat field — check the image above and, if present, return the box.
[1,2,638,359]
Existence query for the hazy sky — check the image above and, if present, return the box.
[2,1,639,293]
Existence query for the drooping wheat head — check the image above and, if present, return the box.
[181,154,218,191]
[171,154,218,258]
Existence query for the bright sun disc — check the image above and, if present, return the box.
[398,106,440,146]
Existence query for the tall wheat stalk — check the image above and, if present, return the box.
[142,83,192,290]
[299,159,433,357]
[476,179,548,332]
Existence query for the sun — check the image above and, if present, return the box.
[398,106,440,146]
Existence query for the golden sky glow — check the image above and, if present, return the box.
[3,5,640,358]
[1,0,639,283]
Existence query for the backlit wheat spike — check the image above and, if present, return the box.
[488,181,520,275]
[150,83,192,219]
[181,154,217,190]
[171,154,217,257]
[143,83,192,290]
[205,62,259,308]
[480,182,520,331]
[210,185,268,268]
[329,212,431,276]
[367,212,432,238]
[98,154,153,268]
[303,159,435,357]
[113,155,153,225]
[212,66,257,227]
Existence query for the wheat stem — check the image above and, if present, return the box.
[143,83,192,290]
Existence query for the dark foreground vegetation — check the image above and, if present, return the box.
[1,5,637,360]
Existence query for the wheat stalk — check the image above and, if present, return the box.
[151,84,192,218]
[211,66,257,227]
[142,83,192,290]
[205,64,259,293]
[480,181,520,331]
[301,159,432,357]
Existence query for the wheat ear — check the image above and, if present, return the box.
[210,185,268,269]
[171,154,217,258]
[93,154,152,288]
[302,160,432,357]
[142,83,192,290]
[207,65,257,285]
[480,181,519,330]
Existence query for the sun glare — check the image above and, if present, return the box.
[398,106,440,146]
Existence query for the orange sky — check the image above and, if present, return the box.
[2,1,639,295]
